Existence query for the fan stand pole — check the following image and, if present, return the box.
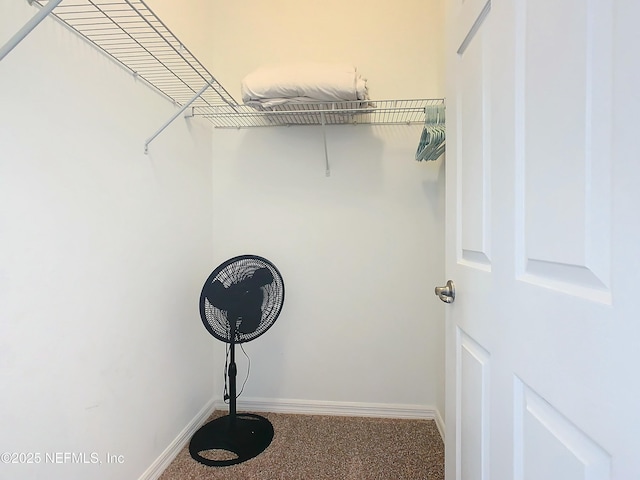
[189,317,274,467]
[228,322,238,424]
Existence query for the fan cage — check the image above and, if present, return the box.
[201,256,284,344]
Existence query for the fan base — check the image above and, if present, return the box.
[189,413,274,467]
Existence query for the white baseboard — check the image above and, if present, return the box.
[433,409,445,442]
[214,397,445,441]
[137,398,216,480]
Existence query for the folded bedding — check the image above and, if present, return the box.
[241,62,369,109]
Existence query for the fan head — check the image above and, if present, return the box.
[199,255,284,343]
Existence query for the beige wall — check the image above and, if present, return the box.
[148,0,445,102]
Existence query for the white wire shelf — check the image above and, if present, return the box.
[29,0,442,130]
[190,99,444,129]
[32,0,237,112]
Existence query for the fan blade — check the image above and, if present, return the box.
[226,286,264,335]
[237,307,262,335]
[251,267,274,287]
[235,267,274,291]
[203,280,229,310]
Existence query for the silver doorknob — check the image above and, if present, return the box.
[435,280,455,303]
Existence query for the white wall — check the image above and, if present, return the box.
[145,0,215,71]
[203,0,447,416]
[211,125,446,412]
[0,2,214,479]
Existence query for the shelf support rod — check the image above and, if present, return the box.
[0,0,63,62]
[144,78,215,154]
[321,112,330,177]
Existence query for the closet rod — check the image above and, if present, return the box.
[0,0,62,62]
[144,78,215,154]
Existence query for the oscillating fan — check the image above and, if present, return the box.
[189,255,285,467]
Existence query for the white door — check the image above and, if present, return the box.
[444,0,640,479]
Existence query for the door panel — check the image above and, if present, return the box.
[515,0,613,303]
[514,378,611,480]
[445,0,640,478]
[458,25,492,269]
[458,328,490,480]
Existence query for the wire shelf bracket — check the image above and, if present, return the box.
[320,111,330,177]
[0,0,63,62]
[144,78,215,154]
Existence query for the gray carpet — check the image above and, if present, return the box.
[159,411,444,480]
